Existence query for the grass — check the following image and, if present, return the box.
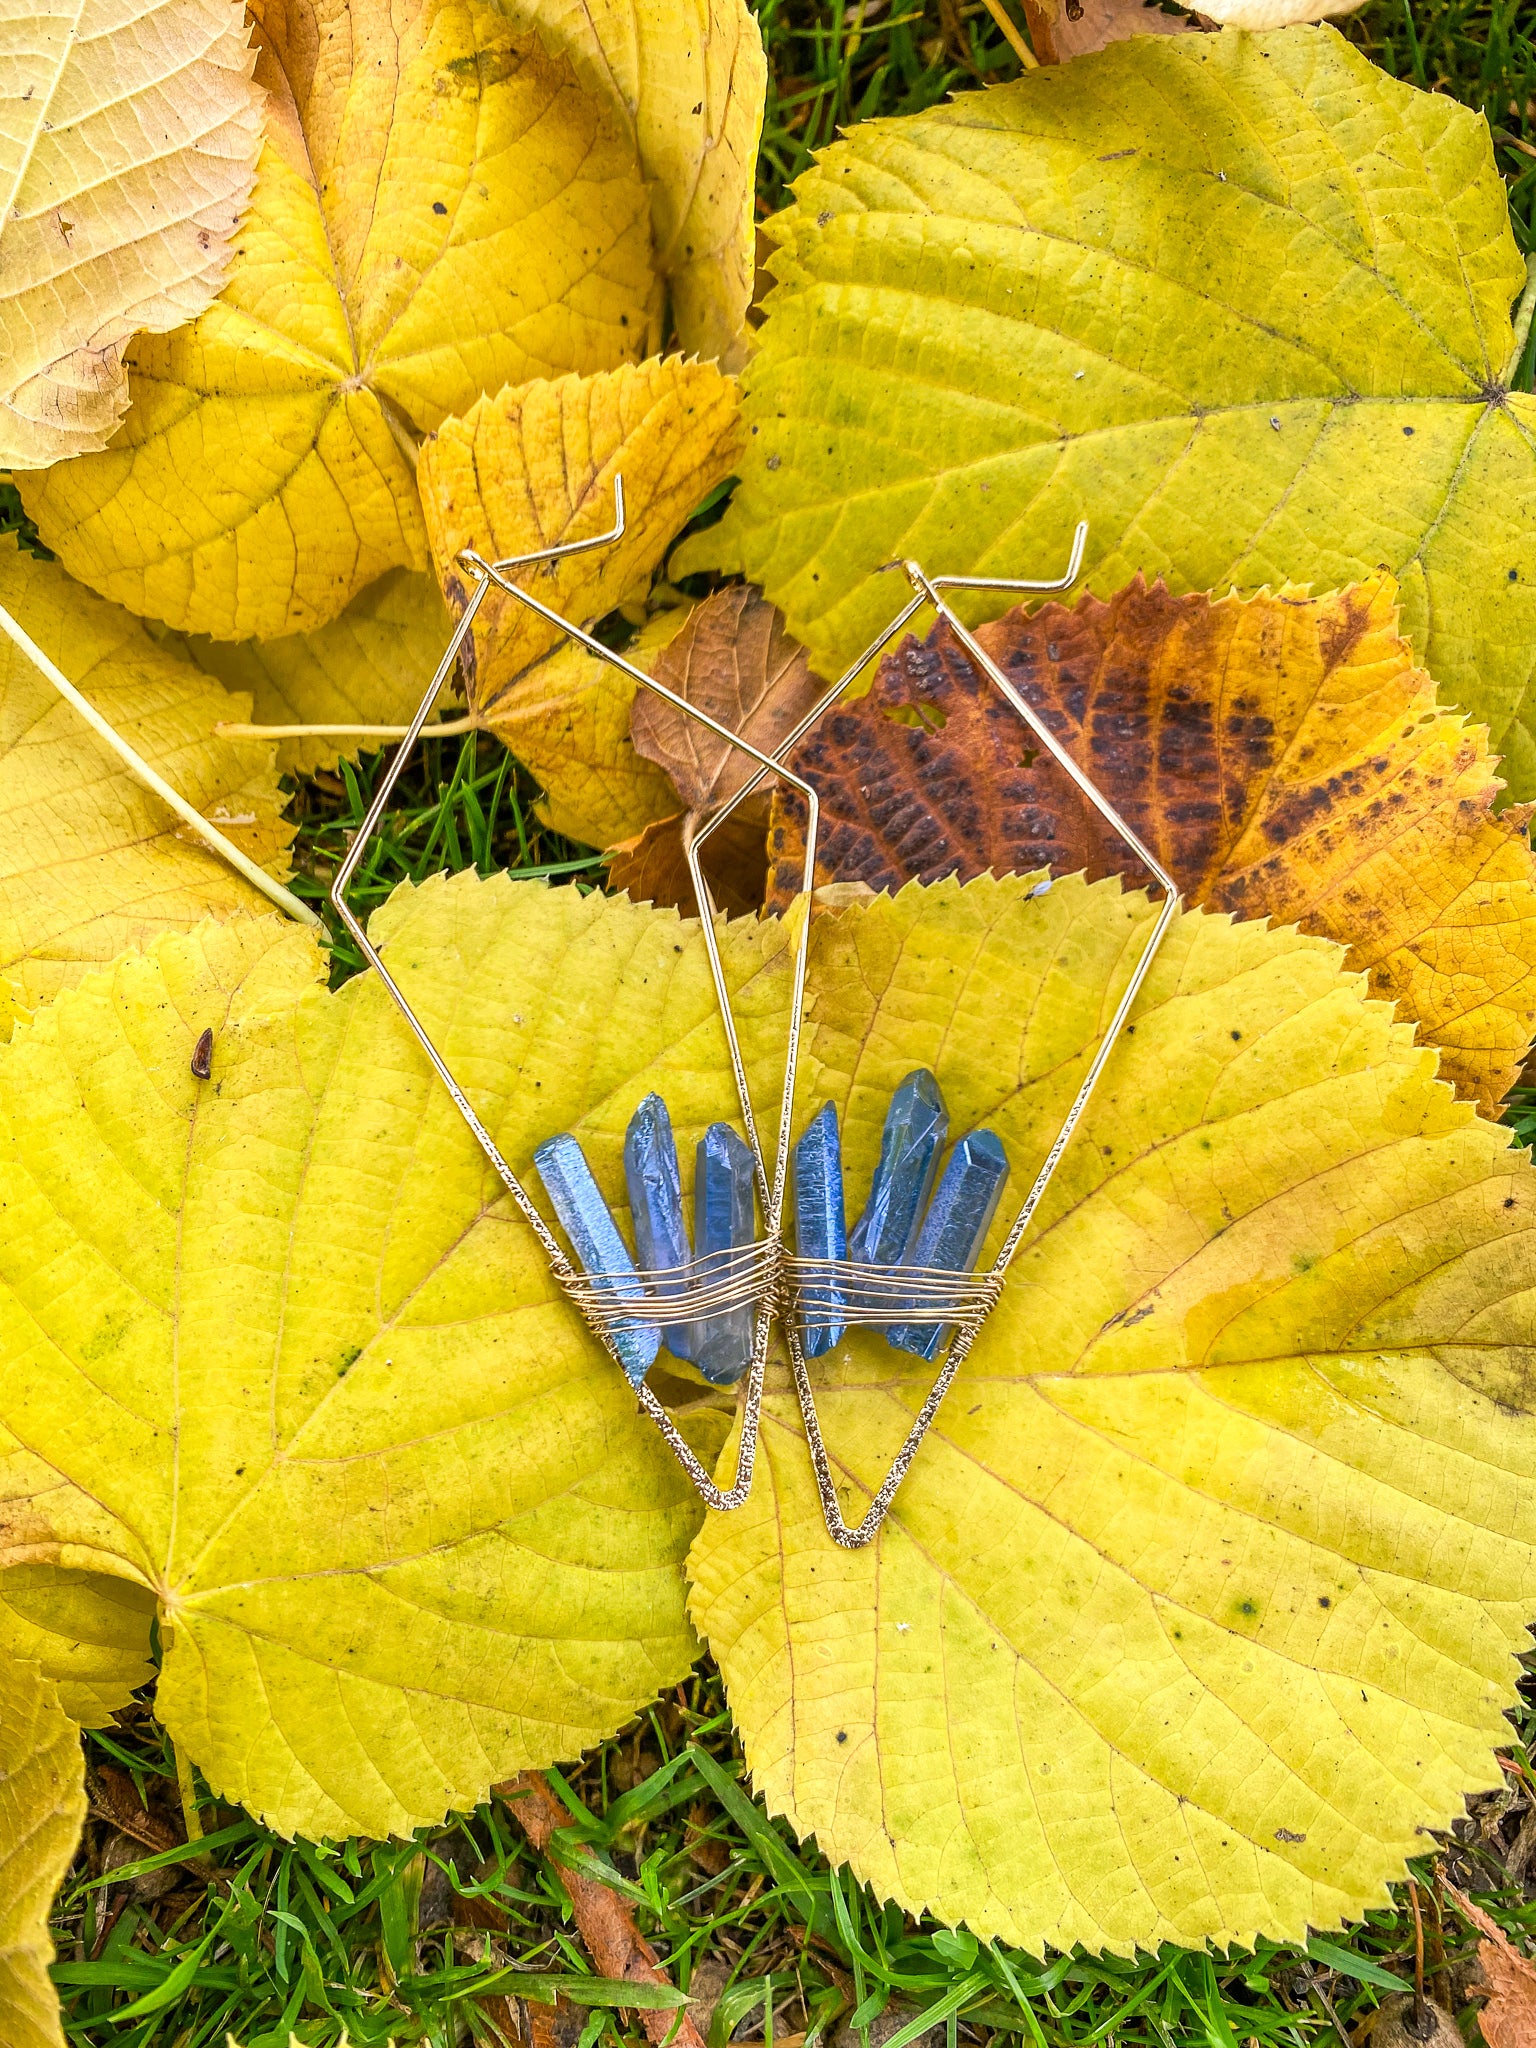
[49,1660,1536,2048]
[35,1,1536,2041]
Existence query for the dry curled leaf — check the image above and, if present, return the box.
[0,0,263,468]
[1020,0,1202,65]
[1442,1881,1536,2048]
[421,358,742,714]
[19,0,660,639]
[607,803,770,918]
[631,585,820,814]
[768,575,1536,1115]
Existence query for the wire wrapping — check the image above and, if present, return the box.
[555,1242,1001,1345]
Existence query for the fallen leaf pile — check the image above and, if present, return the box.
[11,0,759,774]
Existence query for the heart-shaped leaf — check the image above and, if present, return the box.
[688,874,1536,1951]
[19,0,661,639]
[679,26,1536,791]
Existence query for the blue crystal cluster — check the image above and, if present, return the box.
[793,1070,1008,1359]
[534,1095,758,1389]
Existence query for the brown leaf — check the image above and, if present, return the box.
[1442,1881,1536,2048]
[630,587,820,815]
[768,573,1536,1115]
[499,1771,707,2048]
[1019,0,1205,64]
[607,803,770,919]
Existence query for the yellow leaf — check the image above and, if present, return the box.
[490,607,688,849]
[0,0,263,469]
[0,1653,84,2048]
[688,874,1536,1951]
[183,569,453,775]
[419,358,742,711]
[0,892,762,1838]
[0,1568,155,1728]
[684,27,1536,793]
[17,0,662,640]
[495,0,766,363]
[0,539,296,1027]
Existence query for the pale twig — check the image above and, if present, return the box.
[0,602,319,927]
[978,0,1038,68]
[213,715,479,741]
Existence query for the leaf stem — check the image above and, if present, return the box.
[214,715,479,741]
[977,0,1037,68]
[0,602,320,927]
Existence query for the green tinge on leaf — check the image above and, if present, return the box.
[689,875,1536,1953]
[0,890,791,1840]
[0,1653,85,2048]
[681,26,1536,790]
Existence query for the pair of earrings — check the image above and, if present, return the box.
[332,485,1180,1549]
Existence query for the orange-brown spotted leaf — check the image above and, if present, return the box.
[768,574,1536,1115]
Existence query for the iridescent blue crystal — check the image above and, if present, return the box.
[888,1129,1009,1361]
[624,1092,694,1360]
[534,1133,660,1384]
[692,1122,757,1386]
[793,1102,847,1355]
[849,1069,949,1267]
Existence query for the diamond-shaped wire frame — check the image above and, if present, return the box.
[331,483,829,1512]
[686,547,1183,1549]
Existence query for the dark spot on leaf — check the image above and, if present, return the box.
[433,200,447,215]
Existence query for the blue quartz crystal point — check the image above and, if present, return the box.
[888,1129,1009,1362]
[533,1133,660,1386]
[693,1122,757,1386]
[849,1068,949,1267]
[624,1091,694,1360]
[793,1101,847,1356]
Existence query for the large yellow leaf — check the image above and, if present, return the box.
[0,892,759,1839]
[0,1568,155,1727]
[680,26,1536,793]
[184,568,454,775]
[0,1652,83,2048]
[496,0,765,364]
[419,357,741,711]
[688,875,1536,1951]
[17,0,661,640]
[0,539,295,1027]
[0,0,263,468]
